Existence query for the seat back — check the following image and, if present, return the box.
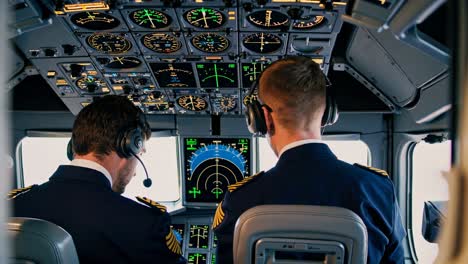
[233,205,368,264]
[7,217,79,264]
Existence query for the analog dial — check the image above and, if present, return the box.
[142,33,181,53]
[242,33,282,53]
[191,33,229,53]
[293,15,326,29]
[105,57,142,69]
[177,95,208,112]
[247,10,289,29]
[70,12,120,30]
[86,33,132,54]
[129,9,171,29]
[214,96,237,112]
[76,76,107,92]
[184,8,226,29]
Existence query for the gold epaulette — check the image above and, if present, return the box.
[212,201,225,230]
[8,185,37,200]
[165,227,182,255]
[227,171,264,193]
[354,163,389,177]
[136,196,167,213]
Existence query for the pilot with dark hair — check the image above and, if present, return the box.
[10,95,184,264]
[213,56,406,264]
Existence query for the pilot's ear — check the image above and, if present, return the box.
[262,106,275,135]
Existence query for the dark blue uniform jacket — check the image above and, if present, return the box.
[213,143,406,264]
[11,165,183,264]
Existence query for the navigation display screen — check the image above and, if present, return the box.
[183,137,251,204]
[150,63,197,88]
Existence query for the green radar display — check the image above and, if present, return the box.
[184,138,251,204]
[196,63,238,88]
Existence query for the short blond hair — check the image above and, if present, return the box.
[259,56,326,130]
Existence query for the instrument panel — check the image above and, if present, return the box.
[171,216,218,264]
[183,137,251,205]
[16,0,348,115]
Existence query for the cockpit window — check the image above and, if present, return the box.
[411,140,451,263]
[257,138,370,171]
[19,136,180,202]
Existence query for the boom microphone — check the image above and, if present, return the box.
[133,154,152,188]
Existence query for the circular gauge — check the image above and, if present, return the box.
[247,10,289,29]
[70,12,120,30]
[215,96,237,112]
[145,101,170,112]
[86,33,132,54]
[242,33,282,53]
[191,33,230,53]
[129,9,172,29]
[105,57,141,69]
[292,15,326,30]
[142,33,181,53]
[184,8,226,29]
[186,144,247,202]
[76,76,107,92]
[177,95,208,111]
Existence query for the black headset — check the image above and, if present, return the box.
[245,70,339,136]
[67,107,153,187]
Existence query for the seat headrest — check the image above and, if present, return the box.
[7,217,79,264]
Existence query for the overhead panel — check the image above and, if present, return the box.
[13,0,348,115]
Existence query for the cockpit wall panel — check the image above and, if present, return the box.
[347,27,448,107]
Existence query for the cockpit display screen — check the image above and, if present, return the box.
[150,63,197,88]
[241,61,271,88]
[183,137,251,204]
[196,63,238,88]
[188,224,210,249]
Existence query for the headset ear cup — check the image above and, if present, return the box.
[245,100,267,135]
[67,139,74,161]
[321,94,339,127]
[119,128,144,159]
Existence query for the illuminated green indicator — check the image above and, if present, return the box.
[239,139,249,153]
[197,64,204,69]
[212,253,216,264]
[186,138,197,150]
[243,65,249,71]
[189,187,201,198]
[211,188,223,199]
[200,64,235,88]
[228,63,235,68]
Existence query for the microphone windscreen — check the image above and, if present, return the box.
[143,178,152,188]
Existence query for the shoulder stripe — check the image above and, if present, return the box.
[212,201,225,230]
[136,196,167,212]
[354,163,389,177]
[8,185,37,200]
[228,171,264,193]
[165,228,182,255]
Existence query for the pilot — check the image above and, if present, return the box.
[213,56,406,264]
[9,95,184,264]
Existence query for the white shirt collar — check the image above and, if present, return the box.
[278,139,325,158]
[69,159,113,187]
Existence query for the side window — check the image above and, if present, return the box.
[19,136,180,202]
[257,138,370,171]
[411,140,451,263]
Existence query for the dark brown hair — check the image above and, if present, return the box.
[259,56,326,129]
[72,95,151,158]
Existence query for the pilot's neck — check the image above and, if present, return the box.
[270,127,322,157]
